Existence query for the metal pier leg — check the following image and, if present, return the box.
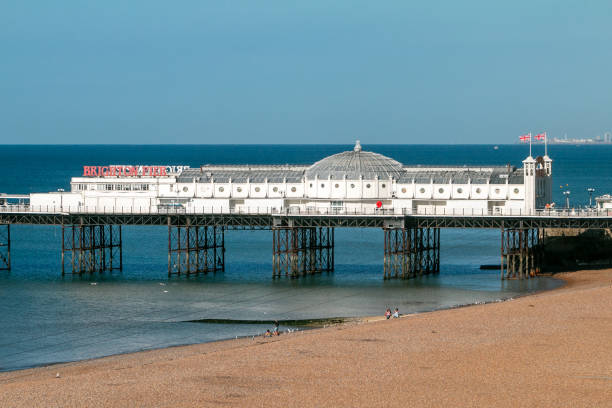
[0,224,10,271]
[384,227,438,281]
[500,228,505,280]
[272,227,334,278]
[61,224,122,275]
[501,227,539,280]
[169,224,224,276]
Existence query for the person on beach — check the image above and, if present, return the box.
[273,320,280,336]
[393,308,399,318]
[264,329,272,337]
[385,308,392,319]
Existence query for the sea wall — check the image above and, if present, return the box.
[542,228,612,271]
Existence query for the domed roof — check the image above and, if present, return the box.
[305,141,405,180]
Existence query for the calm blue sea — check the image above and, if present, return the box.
[0,144,610,372]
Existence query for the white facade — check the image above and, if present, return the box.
[28,142,554,215]
[595,195,612,210]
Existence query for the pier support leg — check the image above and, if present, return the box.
[0,224,10,271]
[383,227,440,280]
[501,227,541,280]
[61,224,122,275]
[168,222,225,276]
[272,227,334,278]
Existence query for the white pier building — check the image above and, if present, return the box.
[29,142,553,215]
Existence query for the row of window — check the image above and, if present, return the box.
[216,186,299,193]
[403,187,521,194]
[211,186,521,195]
[74,183,153,191]
[309,183,386,189]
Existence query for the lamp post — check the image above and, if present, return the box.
[587,187,595,208]
[57,188,64,210]
[563,190,571,209]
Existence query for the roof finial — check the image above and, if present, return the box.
[354,140,362,152]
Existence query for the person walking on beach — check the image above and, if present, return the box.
[273,320,280,336]
[385,308,392,319]
[392,308,399,318]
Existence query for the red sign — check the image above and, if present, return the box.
[376,200,383,208]
[83,165,168,177]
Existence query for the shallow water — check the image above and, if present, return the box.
[0,227,563,372]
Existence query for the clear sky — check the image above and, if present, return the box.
[1,1,611,144]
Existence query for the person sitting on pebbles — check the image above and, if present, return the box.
[385,308,392,319]
[392,308,399,318]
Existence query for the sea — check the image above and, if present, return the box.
[1,144,611,372]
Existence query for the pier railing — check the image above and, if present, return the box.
[0,205,611,218]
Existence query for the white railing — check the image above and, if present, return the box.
[0,205,611,218]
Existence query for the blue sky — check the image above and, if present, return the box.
[1,1,611,144]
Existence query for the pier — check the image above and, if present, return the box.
[1,206,612,280]
[2,142,607,280]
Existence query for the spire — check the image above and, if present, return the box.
[353,140,362,152]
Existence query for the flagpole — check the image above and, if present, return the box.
[544,132,548,156]
[529,132,532,157]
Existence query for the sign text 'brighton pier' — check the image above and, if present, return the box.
[82,165,189,177]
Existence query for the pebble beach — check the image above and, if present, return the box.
[1,269,611,407]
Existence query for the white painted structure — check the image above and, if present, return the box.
[595,195,612,210]
[28,142,554,215]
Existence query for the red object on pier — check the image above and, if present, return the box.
[376,201,383,208]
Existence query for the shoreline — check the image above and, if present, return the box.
[2,269,611,407]
[0,277,562,375]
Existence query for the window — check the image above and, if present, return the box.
[401,188,407,193]
[334,183,339,188]
[419,188,425,193]
[495,188,501,194]
[309,183,313,188]
[320,184,324,188]
[273,187,278,192]
[366,184,371,188]
[457,188,463,194]
[255,187,261,192]
[381,184,386,188]
[331,201,344,209]
[438,188,444,193]
[218,187,224,192]
[476,188,481,194]
[350,183,355,188]
[183,187,188,192]
[237,187,242,192]
[291,187,297,192]
[514,188,519,194]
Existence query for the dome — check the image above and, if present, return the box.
[305,141,405,180]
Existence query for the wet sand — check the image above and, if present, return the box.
[2,269,612,407]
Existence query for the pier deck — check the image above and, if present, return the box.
[1,206,612,229]
[1,206,610,279]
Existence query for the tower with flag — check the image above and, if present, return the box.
[519,131,553,211]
